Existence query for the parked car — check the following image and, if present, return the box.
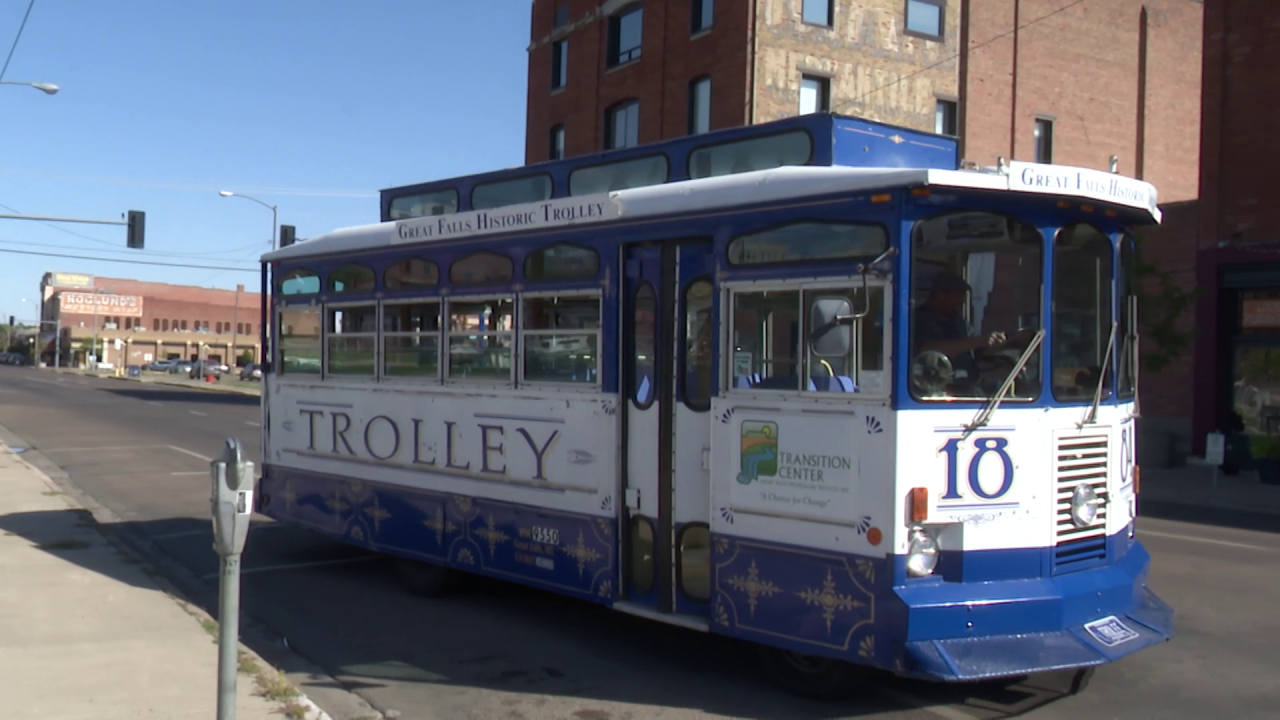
[239,363,263,381]
[189,360,223,379]
[148,359,176,373]
[169,360,194,375]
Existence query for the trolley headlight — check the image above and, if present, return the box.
[905,526,939,578]
[1070,484,1100,528]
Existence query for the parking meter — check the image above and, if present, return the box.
[211,437,254,557]
[209,436,253,720]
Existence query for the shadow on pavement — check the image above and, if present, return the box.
[100,386,260,407]
[1,509,1085,720]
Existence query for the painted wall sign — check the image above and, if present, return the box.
[59,292,144,317]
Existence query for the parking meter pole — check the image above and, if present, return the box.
[217,553,240,720]
[211,438,254,720]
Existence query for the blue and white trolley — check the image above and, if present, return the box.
[254,113,1172,698]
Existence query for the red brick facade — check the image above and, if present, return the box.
[38,274,263,368]
[1187,0,1280,455]
[525,0,1202,207]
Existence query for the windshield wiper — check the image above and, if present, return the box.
[1078,321,1118,428]
[964,329,1045,436]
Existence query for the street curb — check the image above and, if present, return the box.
[0,424,382,720]
[99,372,262,397]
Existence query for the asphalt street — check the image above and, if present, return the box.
[0,365,1275,720]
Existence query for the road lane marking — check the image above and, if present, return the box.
[244,421,261,427]
[167,445,214,462]
[189,410,208,417]
[146,401,163,407]
[200,555,381,579]
[1140,529,1277,553]
[872,687,981,720]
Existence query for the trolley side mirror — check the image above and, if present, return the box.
[809,297,855,358]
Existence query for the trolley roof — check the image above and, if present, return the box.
[263,162,1160,264]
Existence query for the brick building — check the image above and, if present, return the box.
[524,0,1202,204]
[38,272,263,369]
[1173,0,1280,459]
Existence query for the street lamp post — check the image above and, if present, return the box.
[90,288,111,370]
[0,80,58,94]
[218,191,278,252]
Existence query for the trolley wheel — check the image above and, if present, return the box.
[394,557,453,597]
[1069,667,1096,695]
[756,645,863,701]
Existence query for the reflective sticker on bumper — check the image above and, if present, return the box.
[1084,616,1140,647]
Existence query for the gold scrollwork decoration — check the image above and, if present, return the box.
[475,514,510,558]
[724,558,781,618]
[560,530,602,579]
[423,506,456,547]
[797,568,864,635]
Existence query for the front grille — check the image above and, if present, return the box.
[1053,433,1109,574]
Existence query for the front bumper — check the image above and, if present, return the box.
[894,540,1174,681]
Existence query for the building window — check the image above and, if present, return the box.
[553,2,569,28]
[549,124,566,160]
[688,76,711,135]
[237,323,244,334]
[799,75,829,115]
[802,0,832,26]
[905,0,944,39]
[692,0,713,33]
[181,320,188,331]
[162,319,169,332]
[153,319,160,332]
[1035,118,1054,163]
[216,322,223,334]
[608,5,643,66]
[935,99,957,136]
[606,100,640,149]
[551,39,568,90]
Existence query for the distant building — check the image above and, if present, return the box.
[37,272,262,368]
[524,0,1202,203]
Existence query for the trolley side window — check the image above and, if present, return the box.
[277,305,321,375]
[521,294,601,384]
[326,305,377,377]
[383,301,441,380]
[447,298,515,382]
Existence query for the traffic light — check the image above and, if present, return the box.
[127,210,145,249]
[7,316,12,327]
[279,224,296,248]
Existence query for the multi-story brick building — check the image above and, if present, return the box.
[37,271,263,369]
[525,0,1202,204]
[524,0,1207,461]
[1176,0,1280,459]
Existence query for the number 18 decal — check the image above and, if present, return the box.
[939,437,1014,500]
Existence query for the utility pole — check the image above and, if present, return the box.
[230,284,241,371]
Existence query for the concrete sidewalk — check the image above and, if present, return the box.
[1140,463,1280,519]
[0,443,324,719]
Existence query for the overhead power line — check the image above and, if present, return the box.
[0,246,259,272]
[0,0,36,84]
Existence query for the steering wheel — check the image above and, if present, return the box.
[911,350,953,395]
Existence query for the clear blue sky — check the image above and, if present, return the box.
[0,0,529,325]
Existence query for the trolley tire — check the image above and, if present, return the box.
[394,557,452,597]
[1069,667,1096,695]
[756,645,863,701]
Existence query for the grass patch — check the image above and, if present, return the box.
[278,701,310,719]
[41,490,64,496]
[38,539,91,551]
[238,650,260,675]
[2,531,15,537]
[201,618,219,642]
[254,672,300,703]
